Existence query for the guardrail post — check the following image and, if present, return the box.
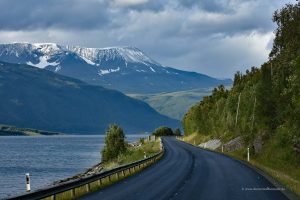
[25,173,31,192]
[116,172,119,180]
[50,194,55,200]
[247,147,250,162]
[122,170,125,177]
[71,188,75,198]
[98,178,102,186]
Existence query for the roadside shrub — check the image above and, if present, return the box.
[152,126,174,136]
[101,124,127,162]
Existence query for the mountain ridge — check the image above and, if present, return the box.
[0,43,232,94]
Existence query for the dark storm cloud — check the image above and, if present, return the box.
[177,0,234,13]
[0,0,111,30]
[116,0,165,12]
[0,0,297,77]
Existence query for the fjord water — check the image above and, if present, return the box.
[0,135,146,199]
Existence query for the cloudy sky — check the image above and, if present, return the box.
[0,0,297,78]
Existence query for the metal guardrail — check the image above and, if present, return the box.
[7,139,164,200]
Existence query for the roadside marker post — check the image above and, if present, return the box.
[247,147,250,162]
[25,173,30,192]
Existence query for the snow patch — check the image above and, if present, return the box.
[98,69,110,75]
[98,67,120,76]
[55,65,61,72]
[149,67,156,72]
[163,69,170,73]
[33,43,59,49]
[80,56,96,65]
[136,69,146,72]
[27,56,60,69]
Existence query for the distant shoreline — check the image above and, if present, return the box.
[0,124,62,136]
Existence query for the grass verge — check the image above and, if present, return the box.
[103,139,161,170]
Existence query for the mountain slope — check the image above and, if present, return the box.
[0,43,231,93]
[0,61,179,134]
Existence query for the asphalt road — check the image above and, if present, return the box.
[80,137,289,200]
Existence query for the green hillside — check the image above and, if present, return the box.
[183,3,300,195]
[0,62,179,134]
[128,89,211,120]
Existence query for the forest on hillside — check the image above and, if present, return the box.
[183,2,300,173]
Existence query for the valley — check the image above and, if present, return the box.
[128,88,211,120]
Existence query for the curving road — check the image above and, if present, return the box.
[80,137,289,200]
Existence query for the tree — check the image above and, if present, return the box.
[270,3,300,61]
[152,126,174,136]
[101,124,127,162]
[256,64,276,130]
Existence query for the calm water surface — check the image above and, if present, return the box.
[0,135,146,199]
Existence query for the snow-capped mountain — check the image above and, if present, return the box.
[66,46,160,67]
[0,43,231,93]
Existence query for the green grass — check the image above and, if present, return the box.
[227,149,300,196]
[103,139,161,170]
[182,132,212,145]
